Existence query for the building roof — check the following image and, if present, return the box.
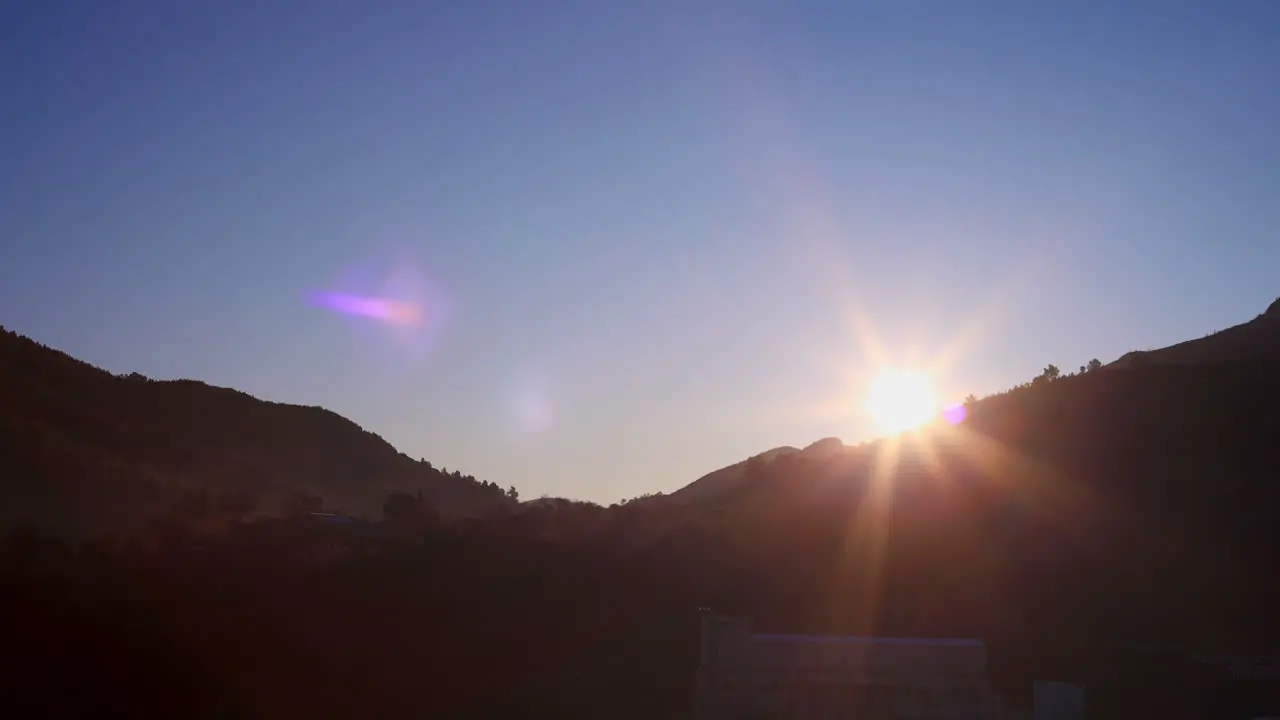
[752,634,983,648]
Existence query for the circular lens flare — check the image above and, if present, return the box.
[943,404,968,425]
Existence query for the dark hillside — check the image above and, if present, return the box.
[0,326,512,536]
[680,356,1280,640]
[652,444,800,506]
[1110,296,1280,368]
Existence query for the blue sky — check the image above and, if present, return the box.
[3,1,1278,503]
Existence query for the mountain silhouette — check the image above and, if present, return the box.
[0,325,512,537]
[1110,296,1280,368]
[3,301,1280,717]
[660,298,1280,510]
[654,298,1280,645]
[657,445,800,505]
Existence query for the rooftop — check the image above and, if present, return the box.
[752,634,983,648]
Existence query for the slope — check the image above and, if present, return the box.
[658,445,800,505]
[1110,296,1280,368]
[0,326,512,536]
[643,299,1280,644]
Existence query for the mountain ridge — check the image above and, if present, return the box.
[662,296,1280,505]
[4,300,1280,716]
[1109,296,1280,369]
[4,296,1279,535]
[0,325,513,536]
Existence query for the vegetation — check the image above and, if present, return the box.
[2,299,1280,717]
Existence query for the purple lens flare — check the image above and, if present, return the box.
[310,291,423,326]
[943,404,968,425]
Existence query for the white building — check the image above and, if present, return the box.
[695,615,998,719]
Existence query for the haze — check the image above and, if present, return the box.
[3,1,1278,502]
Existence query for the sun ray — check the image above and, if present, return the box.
[926,261,1041,379]
[826,434,902,634]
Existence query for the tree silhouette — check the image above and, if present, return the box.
[1034,364,1061,384]
[383,491,432,527]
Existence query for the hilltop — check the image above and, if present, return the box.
[0,326,513,536]
[655,444,799,505]
[1110,296,1280,369]
[662,297,1280,508]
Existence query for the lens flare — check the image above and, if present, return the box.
[308,249,453,364]
[311,291,423,326]
[943,404,968,425]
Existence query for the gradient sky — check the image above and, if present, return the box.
[3,1,1278,503]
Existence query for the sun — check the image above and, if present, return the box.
[865,369,939,435]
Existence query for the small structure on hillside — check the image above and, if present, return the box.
[694,614,1000,719]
